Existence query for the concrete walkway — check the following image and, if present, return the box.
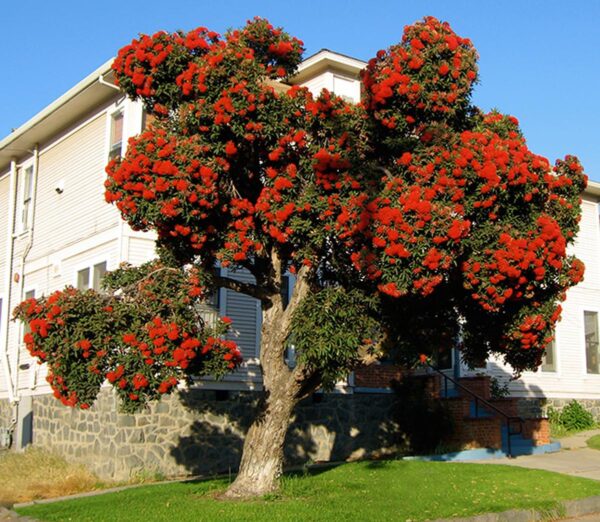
[468,429,600,521]
[471,429,600,481]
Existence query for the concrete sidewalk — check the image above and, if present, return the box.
[467,429,600,521]
[471,429,600,481]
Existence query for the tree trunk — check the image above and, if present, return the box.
[223,261,315,498]
[223,391,296,497]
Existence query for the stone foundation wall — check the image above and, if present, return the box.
[0,399,12,427]
[30,389,398,481]
[545,399,600,420]
[516,398,547,419]
[4,392,599,479]
[516,398,600,421]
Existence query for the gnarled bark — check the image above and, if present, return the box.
[223,260,317,498]
[223,391,296,497]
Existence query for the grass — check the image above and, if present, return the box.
[16,460,600,522]
[0,447,109,507]
[587,435,600,450]
[549,422,599,440]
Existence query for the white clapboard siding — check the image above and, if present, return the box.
[126,236,157,267]
[571,197,600,290]
[25,106,120,264]
[302,74,330,98]
[11,239,120,397]
[0,174,9,297]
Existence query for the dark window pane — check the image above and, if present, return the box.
[109,112,123,159]
[77,268,90,290]
[93,262,107,292]
[541,339,556,372]
[585,312,599,374]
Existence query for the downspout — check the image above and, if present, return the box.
[1,159,18,409]
[13,145,40,399]
[100,73,125,262]
[98,74,120,91]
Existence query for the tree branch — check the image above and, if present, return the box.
[291,365,322,401]
[281,264,311,329]
[214,275,272,301]
[118,267,179,297]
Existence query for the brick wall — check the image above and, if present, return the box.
[523,418,551,446]
[458,376,491,400]
[444,415,502,450]
[444,397,470,420]
[488,398,519,417]
[353,364,406,388]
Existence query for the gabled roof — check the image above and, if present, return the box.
[0,59,116,173]
[292,49,367,84]
[586,180,600,199]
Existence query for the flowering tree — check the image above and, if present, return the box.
[14,17,586,497]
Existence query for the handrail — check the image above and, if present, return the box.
[425,363,525,458]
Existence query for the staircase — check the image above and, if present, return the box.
[425,366,558,459]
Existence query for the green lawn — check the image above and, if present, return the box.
[587,435,600,450]
[17,460,600,522]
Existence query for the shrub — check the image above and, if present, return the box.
[489,376,510,399]
[548,400,595,436]
[559,400,595,432]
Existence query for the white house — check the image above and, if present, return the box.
[0,49,598,468]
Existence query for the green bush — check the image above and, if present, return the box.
[549,400,595,435]
[560,401,595,431]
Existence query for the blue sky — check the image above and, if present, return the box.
[3,0,599,180]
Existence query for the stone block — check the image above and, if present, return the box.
[117,415,136,427]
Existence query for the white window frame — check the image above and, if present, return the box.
[0,294,4,349]
[20,287,37,343]
[107,107,125,161]
[332,74,360,103]
[16,161,35,235]
[540,332,559,373]
[74,258,110,292]
[583,308,600,375]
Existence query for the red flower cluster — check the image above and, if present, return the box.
[362,16,478,132]
[13,262,242,412]
[113,18,303,117]
[73,15,593,386]
[13,288,111,409]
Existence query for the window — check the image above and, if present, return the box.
[541,339,556,372]
[332,75,358,103]
[108,111,124,160]
[23,290,35,337]
[77,261,107,292]
[19,165,34,232]
[585,311,600,374]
